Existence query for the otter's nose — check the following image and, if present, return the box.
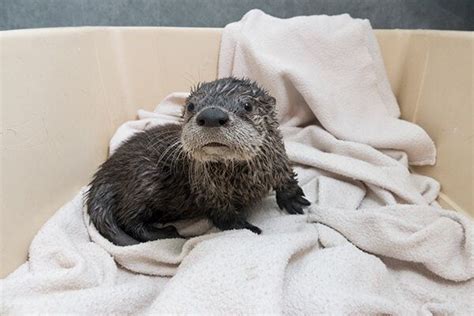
[196,108,229,127]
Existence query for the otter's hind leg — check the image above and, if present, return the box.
[125,222,182,242]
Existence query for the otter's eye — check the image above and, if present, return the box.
[187,103,195,112]
[243,102,253,112]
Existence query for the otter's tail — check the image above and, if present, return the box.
[85,185,139,246]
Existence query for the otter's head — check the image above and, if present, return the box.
[181,77,277,162]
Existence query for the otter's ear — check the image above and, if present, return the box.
[258,95,276,108]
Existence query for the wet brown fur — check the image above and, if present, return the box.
[86,77,310,246]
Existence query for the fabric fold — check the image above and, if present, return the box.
[2,10,472,315]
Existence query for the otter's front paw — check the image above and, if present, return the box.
[212,217,262,235]
[241,221,262,235]
[276,186,310,215]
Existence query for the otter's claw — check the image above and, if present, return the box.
[276,186,310,215]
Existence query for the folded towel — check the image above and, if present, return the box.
[219,10,436,166]
[1,10,472,315]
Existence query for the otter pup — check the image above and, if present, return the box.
[86,77,310,246]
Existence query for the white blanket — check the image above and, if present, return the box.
[2,10,473,315]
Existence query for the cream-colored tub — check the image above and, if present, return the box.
[1,27,472,277]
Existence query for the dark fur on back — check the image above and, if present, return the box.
[86,77,310,246]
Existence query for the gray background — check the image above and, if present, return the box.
[1,0,473,31]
